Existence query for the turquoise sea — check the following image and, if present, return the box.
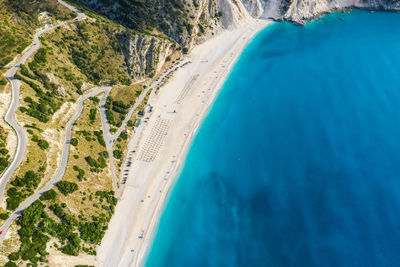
[146,10,400,267]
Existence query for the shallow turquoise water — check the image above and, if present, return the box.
[146,11,400,267]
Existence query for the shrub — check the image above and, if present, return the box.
[4,261,17,267]
[37,139,49,150]
[73,165,85,181]
[56,181,78,196]
[40,189,57,201]
[11,170,40,189]
[79,222,104,244]
[89,96,99,104]
[89,109,96,123]
[33,48,47,64]
[70,138,78,146]
[85,156,97,167]
[98,151,109,159]
[96,191,117,207]
[8,252,19,261]
[113,150,123,159]
[6,194,22,210]
[93,131,105,147]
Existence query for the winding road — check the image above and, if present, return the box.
[0,0,189,245]
[0,0,86,241]
[0,0,86,201]
[0,86,112,242]
[0,60,188,242]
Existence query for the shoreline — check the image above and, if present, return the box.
[97,18,272,267]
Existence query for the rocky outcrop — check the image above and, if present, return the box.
[282,0,400,24]
[117,31,173,81]
[238,0,400,24]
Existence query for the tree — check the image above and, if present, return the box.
[37,139,49,150]
[4,261,17,267]
[40,189,57,201]
[113,150,123,159]
[56,181,78,196]
[70,138,78,147]
[79,222,105,244]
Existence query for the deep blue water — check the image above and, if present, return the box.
[146,11,400,267]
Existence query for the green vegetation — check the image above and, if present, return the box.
[0,0,74,71]
[7,170,43,210]
[18,47,63,123]
[78,222,104,244]
[104,96,133,127]
[49,19,132,85]
[94,130,106,147]
[85,156,106,171]
[32,134,49,150]
[71,137,78,146]
[4,261,17,267]
[0,126,10,174]
[71,0,203,46]
[89,96,100,104]
[73,165,85,181]
[0,212,9,220]
[5,97,118,264]
[39,189,57,201]
[12,200,48,264]
[89,108,96,123]
[113,150,123,159]
[56,181,78,196]
[7,190,117,264]
[120,131,128,140]
[0,78,7,86]
[96,190,118,206]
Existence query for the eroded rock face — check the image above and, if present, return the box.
[117,31,173,81]
[239,0,400,24]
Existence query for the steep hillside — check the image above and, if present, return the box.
[69,0,230,49]
[68,0,400,45]
[239,0,400,24]
[0,0,74,82]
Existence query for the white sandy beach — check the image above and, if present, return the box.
[97,17,272,267]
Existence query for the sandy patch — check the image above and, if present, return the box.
[40,128,64,187]
[0,93,17,155]
[48,252,96,267]
[52,102,73,124]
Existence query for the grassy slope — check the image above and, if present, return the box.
[3,98,116,266]
[3,5,151,213]
[0,0,74,80]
